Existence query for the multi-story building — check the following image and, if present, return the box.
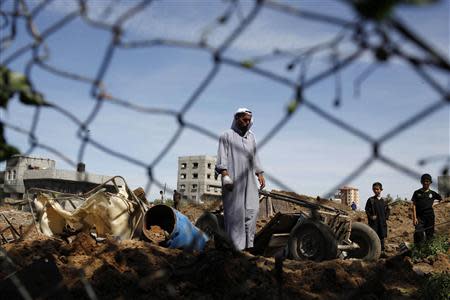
[438,175,450,198]
[338,186,360,208]
[177,155,221,203]
[1,155,113,200]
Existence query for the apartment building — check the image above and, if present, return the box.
[338,186,360,207]
[177,155,221,203]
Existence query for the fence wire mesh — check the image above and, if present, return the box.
[1,0,448,198]
[0,0,449,298]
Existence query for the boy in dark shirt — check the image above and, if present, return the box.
[411,173,442,243]
[365,182,390,256]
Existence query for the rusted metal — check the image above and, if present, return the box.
[251,190,357,258]
[0,213,22,244]
[27,176,149,240]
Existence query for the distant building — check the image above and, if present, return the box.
[1,155,113,200]
[338,186,360,208]
[438,175,450,198]
[177,155,221,203]
[333,191,341,204]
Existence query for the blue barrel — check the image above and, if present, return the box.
[143,204,209,252]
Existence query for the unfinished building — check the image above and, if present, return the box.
[177,155,221,203]
[1,155,113,202]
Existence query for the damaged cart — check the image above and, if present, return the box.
[196,190,382,261]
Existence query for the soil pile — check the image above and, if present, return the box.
[259,191,450,257]
[349,200,450,256]
[178,200,222,223]
[144,225,168,244]
[1,197,449,299]
[4,231,447,299]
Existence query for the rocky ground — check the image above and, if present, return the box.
[0,194,449,299]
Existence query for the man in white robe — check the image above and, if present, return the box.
[215,108,265,250]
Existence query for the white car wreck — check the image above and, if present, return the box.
[30,176,147,240]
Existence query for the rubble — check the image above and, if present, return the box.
[0,194,449,299]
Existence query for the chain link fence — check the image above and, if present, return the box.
[0,0,449,298]
[1,0,448,200]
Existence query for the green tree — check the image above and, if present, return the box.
[0,66,49,161]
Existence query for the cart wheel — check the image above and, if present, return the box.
[347,222,381,261]
[288,219,338,261]
[195,212,220,238]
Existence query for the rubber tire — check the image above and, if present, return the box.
[195,212,220,238]
[288,219,338,261]
[347,222,381,261]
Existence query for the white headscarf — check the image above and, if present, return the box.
[231,107,253,135]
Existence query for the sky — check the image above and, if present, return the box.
[0,0,449,208]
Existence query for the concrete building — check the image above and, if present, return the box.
[1,155,113,200]
[438,175,450,198]
[177,155,221,203]
[338,186,360,208]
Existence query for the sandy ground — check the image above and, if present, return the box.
[1,195,449,299]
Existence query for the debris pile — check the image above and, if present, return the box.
[1,196,449,299]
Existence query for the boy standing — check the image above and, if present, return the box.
[365,182,390,256]
[411,173,442,243]
[173,190,181,210]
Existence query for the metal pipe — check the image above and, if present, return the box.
[337,242,360,250]
[259,190,347,215]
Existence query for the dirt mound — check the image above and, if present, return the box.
[349,200,450,256]
[4,231,448,299]
[1,198,449,299]
[179,200,222,223]
[144,225,168,244]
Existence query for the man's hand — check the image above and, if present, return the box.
[371,215,377,220]
[413,217,418,226]
[257,173,265,190]
[221,170,234,191]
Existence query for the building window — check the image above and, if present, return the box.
[206,185,211,191]
[180,173,186,179]
[192,184,197,189]
[181,163,187,169]
[192,196,196,200]
[192,162,198,169]
[207,163,212,169]
[214,187,218,193]
[192,173,198,179]
[180,184,185,192]
[207,174,211,179]
[12,170,16,180]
